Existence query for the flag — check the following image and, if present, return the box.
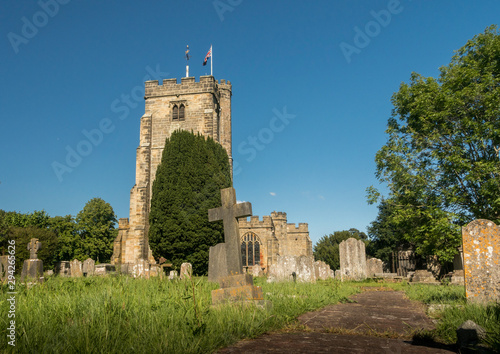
[203,46,212,66]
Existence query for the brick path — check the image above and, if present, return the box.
[218,288,456,353]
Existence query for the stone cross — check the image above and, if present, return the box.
[28,238,42,259]
[208,187,252,276]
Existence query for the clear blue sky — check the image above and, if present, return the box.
[1,1,498,246]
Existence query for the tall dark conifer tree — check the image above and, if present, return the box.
[148,130,232,275]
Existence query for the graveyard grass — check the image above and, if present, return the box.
[2,278,499,353]
[0,276,358,353]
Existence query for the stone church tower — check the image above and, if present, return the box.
[112,76,232,265]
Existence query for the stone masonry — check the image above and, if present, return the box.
[462,219,500,304]
[111,76,232,265]
[238,211,313,273]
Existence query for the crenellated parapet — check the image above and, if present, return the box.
[144,76,231,100]
[287,223,309,233]
[239,215,273,229]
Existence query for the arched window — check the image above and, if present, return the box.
[179,104,185,121]
[241,233,261,267]
[172,105,179,120]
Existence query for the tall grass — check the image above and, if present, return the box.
[0,276,357,353]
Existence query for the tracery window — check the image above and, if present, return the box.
[172,105,179,120]
[241,232,261,267]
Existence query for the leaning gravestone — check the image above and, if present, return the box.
[339,238,366,281]
[180,263,192,280]
[82,258,95,276]
[70,259,83,277]
[462,219,500,304]
[21,238,44,283]
[208,187,264,305]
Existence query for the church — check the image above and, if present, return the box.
[111,74,312,273]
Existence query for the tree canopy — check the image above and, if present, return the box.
[368,25,500,262]
[148,130,232,275]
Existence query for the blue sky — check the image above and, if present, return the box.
[0,0,498,246]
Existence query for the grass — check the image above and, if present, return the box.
[0,276,358,353]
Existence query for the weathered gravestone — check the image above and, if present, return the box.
[20,238,44,283]
[366,258,384,277]
[180,263,192,280]
[94,264,116,276]
[208,187,252,282]
[314,260,332,280]
[250,263,262,277]
[83,258,95,276]
[267,255,316,283]
[339,238,366,281]
[208,187,264,305]
[70,259,83,277]
[168,270,178,280]
[55,261,71,277]
[462,219,500,304]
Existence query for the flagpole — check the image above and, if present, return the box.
[211,45,213,76]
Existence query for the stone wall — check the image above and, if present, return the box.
[112,76,232,265]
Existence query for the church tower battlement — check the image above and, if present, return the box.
[112,75,233,265]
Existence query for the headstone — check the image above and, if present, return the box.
[267,255,316,282]
[426,255,441,278]
[20,238,44,283]
[82,258,95,276]
[180,263,192,280]
[456,320,486,351]
[410,269,439,284]
[339,238,366,281]
[208,188,265,305]
[314,260,331,280]
[55,261,71,277]
[94,264,116,276]
[70,259,83,277]
[250,263,262,277]
[168,270,178,280]
[207,187,252,282]
[462,219,500,303]
[366,258,384,277]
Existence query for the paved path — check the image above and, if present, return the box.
[218,288,456,353]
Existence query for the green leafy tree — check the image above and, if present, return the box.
[313,228,368,270]
[50,215,79,261]
[76,198,117,262]
[369,26,500,263]
[148,130,232,275]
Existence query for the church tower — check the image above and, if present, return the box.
[112,76,232,265]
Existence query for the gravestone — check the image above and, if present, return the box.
[94,264,116,276]
[168,270,178,280]
[366,258,384,277]
[83,258,95,276]
[462,219,500,303]
[267,255,316,283]
[314,260,332,280]
[339,238,366,281]
[250,263,262,277]
[20,238,44,283]
[55,261,71,277]
[70,259,83,277]
[132,259,150,278]
[180,263,192,280]
[208,187,252,282]
[410,269,439,284]
[208,187,264,305]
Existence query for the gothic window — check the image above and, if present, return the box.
[179,104,185,121]
[241,233,261,267]
[172,105,179,120]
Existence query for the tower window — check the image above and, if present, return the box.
[179,104,185,121]
[172,105,179,120]
[241,232,261,267]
